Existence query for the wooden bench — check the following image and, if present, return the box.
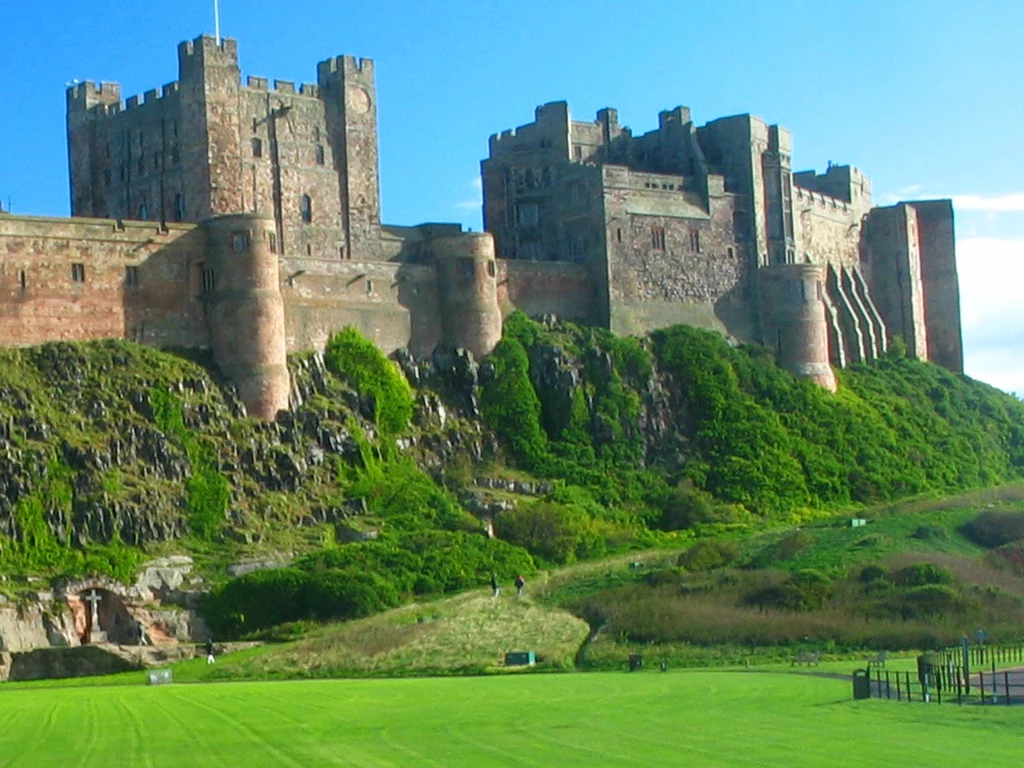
[791,652,820,666]
[866,650,887,668]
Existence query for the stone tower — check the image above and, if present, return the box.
[433,233,503,360]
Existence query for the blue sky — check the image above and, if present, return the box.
[1,0,1021,394]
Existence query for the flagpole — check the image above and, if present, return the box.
[214,0,221,44]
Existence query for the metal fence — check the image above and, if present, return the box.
[857,643,1024,706]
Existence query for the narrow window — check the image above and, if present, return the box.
[315,145,325,165]
[616,228,623,243]
[202,267,216,294]
[688,229,701,252]
[19,270,27,291]
[172,121,178,138]
[268,232,278,254]
[338,246,345,260]
[727,246,734,259]
[366,278,374,295]
[71,263,86,283]
[125,266,139,288]
[574,146,583,160]
[231,232,250,253]
[252,137,263,158]
[300,194,312,223]
[313,126,321,142]
[486,261,496,278]
[651,226,666,250]
[306,244,312,256]
[174,193,185,222]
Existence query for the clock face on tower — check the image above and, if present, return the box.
[349,88,371,115]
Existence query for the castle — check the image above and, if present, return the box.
[0,35,962,419]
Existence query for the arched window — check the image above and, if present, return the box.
[252,137,263,158]
[300,194,312,223]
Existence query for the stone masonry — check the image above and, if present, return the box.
[0,35,963,417]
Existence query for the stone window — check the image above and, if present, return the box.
[651,227,666,251]
[487,261,496,278]
[516,202,540,227]
[569,237,586,259]
[202,267,216,294]
[733,210,748,241]
[689,229,701,253]
[519,240,543,261]
[19,270,26,291]
[727,247,734,259]
[313,126,321,142]
[174,193,185,222]
[306,244,312,256]
[315,145,325,165]
[125,266,139,288]
[252,137,263,158]
[459,259,475,279]
[231,232,250,253]
[300,195,313,223]
[616,228,623,243]
[268,232,278,254]
[366,278,374,295]
[71,263,86,284]
[573,146,582,160]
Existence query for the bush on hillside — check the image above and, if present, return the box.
[494,501,605,565]
[677,540,741,572]
[961,510,1024,548]
[891,563,955,588]
[324,327,414,436]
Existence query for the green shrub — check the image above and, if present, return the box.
[961,511,1024,548]
[858,565,888,584]
[494,501,602,565]
[911,523,948,541]
[324,327,414,436]
[899,584,962,619]
[677,540,741,572]
[891,563,955,588]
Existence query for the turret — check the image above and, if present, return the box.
[199,214,289,419]
[759,263,837,391]
[433,233,503,360]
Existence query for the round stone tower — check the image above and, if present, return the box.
[433,232,503,360]
[200,214,290,419]
[759,263,837,392]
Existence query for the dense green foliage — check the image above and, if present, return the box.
[481,314,1024,522]
[324,327,414,436]
[961,510,1024,547]
[203,531,535,637]
[151,387,230,539]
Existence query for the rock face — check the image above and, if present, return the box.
[0,602,78,652]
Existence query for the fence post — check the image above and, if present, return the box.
[885,671,891,700]
[1005,672,1011,706]
[980,670,986,704]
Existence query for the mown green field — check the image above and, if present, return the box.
[1,671,1021,767]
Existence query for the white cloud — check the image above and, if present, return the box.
[957,236,1024,396]
[454,177,482,212]
[952,193,1024,213]
[454,200,480,210]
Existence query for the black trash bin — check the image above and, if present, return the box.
[852,668,871,700]
[629,654,643,672]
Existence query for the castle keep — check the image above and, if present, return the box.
[0,36,962,418]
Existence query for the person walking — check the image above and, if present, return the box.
[205,639,216,664]
[137,622,148,646]
[491,572,500,598]
[515,574,525,598]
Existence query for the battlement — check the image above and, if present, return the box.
[316,55,374,82]
[177,35,239,63]
[794,164,870,205]
[66,81,121,111]
[124,82,180,111]
[794,186,852,214]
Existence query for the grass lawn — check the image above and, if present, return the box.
[1,671,1022,767]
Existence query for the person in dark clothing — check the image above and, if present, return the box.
[491,572,500,598]
[205,639,216,664]
[515,574,525,598]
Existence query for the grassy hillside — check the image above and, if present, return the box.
[2,316,1024,641]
